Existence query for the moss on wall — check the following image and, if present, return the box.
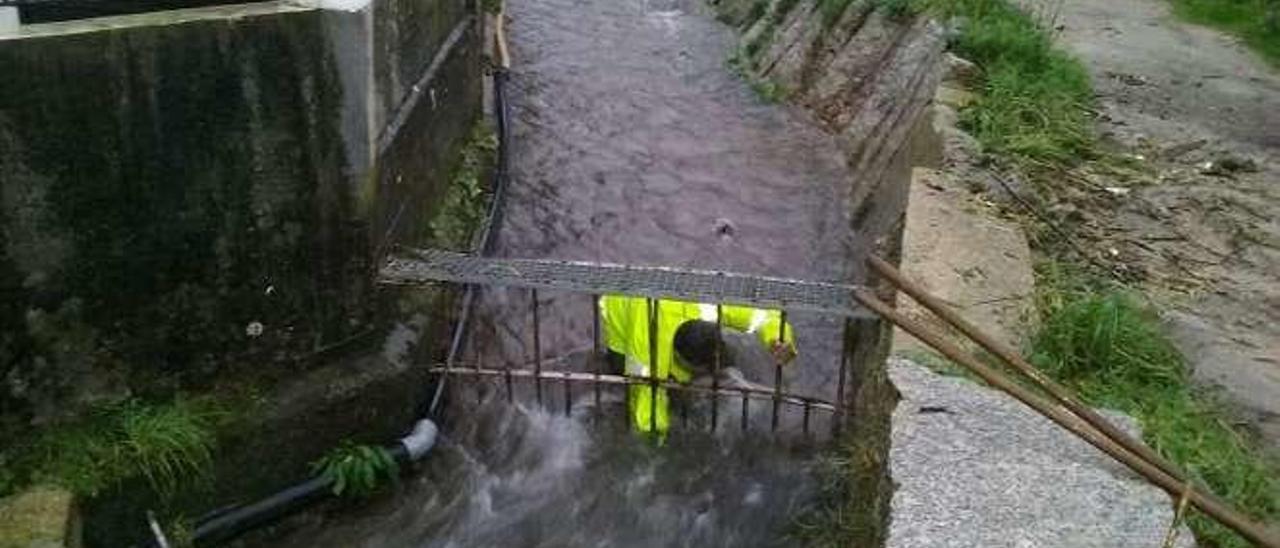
[0,10,380,429]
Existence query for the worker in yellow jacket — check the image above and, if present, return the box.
[599,295,796,434]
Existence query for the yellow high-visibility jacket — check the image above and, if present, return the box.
[599,296,795,434]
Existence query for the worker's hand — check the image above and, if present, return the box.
[771,340,797,365]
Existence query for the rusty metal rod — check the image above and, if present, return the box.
[772,311,786,432]
[425,366,840,412]
[593,295,602,412]
[532,289,543,406]
[648,299,659,434]
[711,305,723,432]
[868,255,1187,481]
[802,402,811,435]
[833,318,850,437]
[852,287,1280,548]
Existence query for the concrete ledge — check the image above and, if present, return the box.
[0,487,81,548]
[892,168,1034,355]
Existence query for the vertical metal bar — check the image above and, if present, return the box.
[648,299,659,435]
[833,317,851,436]
[802,401,811,436]
[711,305,722,433]
[502,311,513,404]
[741,389,749,432]
[772,311,786,432]
[680,389,688,429]
[532,289,542,406]
[473,329,483,406]
[564,372,572,417]
[592,295,602,412]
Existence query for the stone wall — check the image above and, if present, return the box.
[710,1,945,544]
[0,0,479,457]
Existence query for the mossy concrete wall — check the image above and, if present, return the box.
[1,0,481,544]
[0,0,479,468]
[712,1,944,545]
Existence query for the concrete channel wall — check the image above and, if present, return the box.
[0,0,481,543]
[713,1,946,544]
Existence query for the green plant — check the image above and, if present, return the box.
[2,399,218,498]
[429,123,498,250]
[929,0,1095,169]
[311,442,399,498]
[1171,0,1280,66]
[1030,285,1280,547]
[751,78,790,103]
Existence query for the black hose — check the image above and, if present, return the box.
[189,445,411,546]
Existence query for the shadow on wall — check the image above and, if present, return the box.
[0,0,479,436]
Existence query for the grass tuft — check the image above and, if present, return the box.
[3,399,219,499]
[429,123,498,251]
[928,0,1096,168]
[1031,283,1280,548]
[1171,0,1280,66]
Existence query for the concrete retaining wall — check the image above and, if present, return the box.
[0,0,481,543]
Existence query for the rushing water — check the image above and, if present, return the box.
[262,0,861,544]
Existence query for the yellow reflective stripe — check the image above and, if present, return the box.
[625,356,649,377]
[698,303,718,321]
[746,309,768,333]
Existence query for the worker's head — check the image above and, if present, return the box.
[673,320,727,376]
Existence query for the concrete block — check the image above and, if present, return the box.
[0,487,82,548]
[893,168,1035,356]
[0,7,19,34]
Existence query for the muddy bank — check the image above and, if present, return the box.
[1020,0,1280,451]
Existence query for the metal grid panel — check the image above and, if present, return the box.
[381,248,874,318]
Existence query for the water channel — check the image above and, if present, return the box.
[262,0,863,544]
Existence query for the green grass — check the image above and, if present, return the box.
[1171,0,1280,66]
[929,0,1096,168]
[1,399,219,499]
[1030,283,1280,547]
[429,123,498,251]
[311,441,399,498]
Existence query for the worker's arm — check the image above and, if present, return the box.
[719,305,797,363]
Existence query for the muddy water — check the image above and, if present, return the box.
[264,0,865,545]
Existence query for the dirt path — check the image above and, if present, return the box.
[1023,0,1280,450]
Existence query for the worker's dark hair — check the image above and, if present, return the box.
[673,320,725,374]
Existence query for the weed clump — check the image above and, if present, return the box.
[931,0,1095,168]
[311,441,399,498]
[1171,0,1280,66]
[1031,287,1280,548]
[2,399,219,498]
[429,123,498,251]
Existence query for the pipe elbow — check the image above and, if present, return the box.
[399,418,439,461]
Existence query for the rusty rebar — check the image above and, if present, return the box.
[772,311,786,432]
[593,294,602,412]
[868,255,1186,481]
[532,289,543,406]
[648,299,659,434]
[426,366,840,412]
[833,318,851,437]
[852,286,1280,548]
[712,305,723,432]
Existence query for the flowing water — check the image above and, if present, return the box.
[262,0,864,544]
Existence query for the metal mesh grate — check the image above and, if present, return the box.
[381,248,874,318]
